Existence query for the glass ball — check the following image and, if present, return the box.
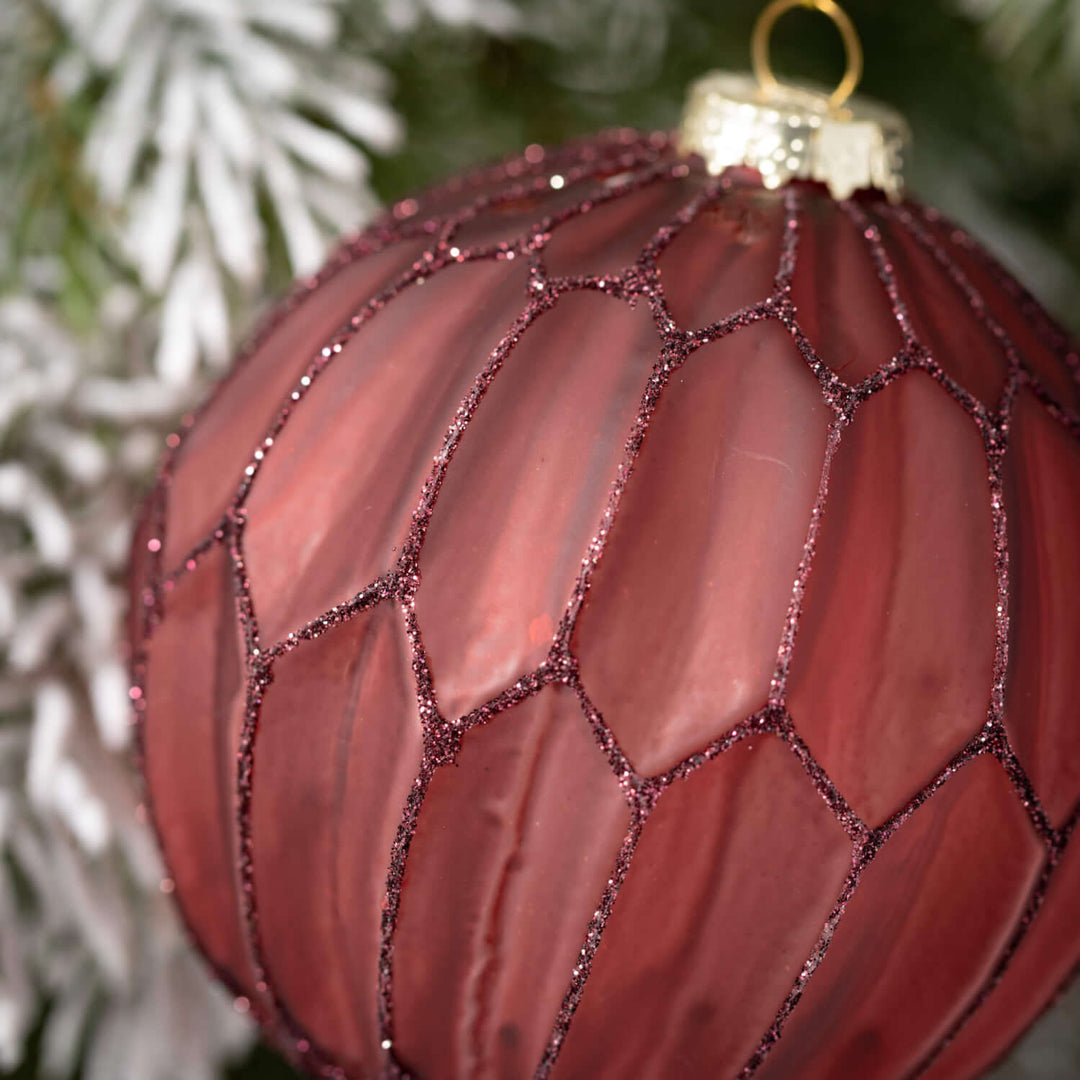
[130,131,1080,1080]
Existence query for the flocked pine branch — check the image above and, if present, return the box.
[44,0,406,384]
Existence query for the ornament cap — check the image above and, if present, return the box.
[678,72,910,202]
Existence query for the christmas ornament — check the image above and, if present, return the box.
[129,1,1080,1077]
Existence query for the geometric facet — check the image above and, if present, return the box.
[754,756,1044,1080]
[920,835,1080,1080]
[551,736,852,1080]
[787,371,998,826]
[393,686,630,1080]
[1003,393,1080,826]
[543,178,703,281]
[450,182,608,256]
[790,196,904,384]
[251,604,422,1075]
[245,259,528,646]
[576,320,830,776]
[419,292,660,722]
[163,242,425,569]
[874,210,1009,409]
[141,544,256,997]
[656,181,785,331]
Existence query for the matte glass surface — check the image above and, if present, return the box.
[921,838,1080,1080]
[754,757,1043,1080]
[551,736,851,1080]
[252,603,422,1074]
[420,292,659,722]
[244,259,526,645]
[787,371,997,826]
[1003,393,1080,826]
[789,196,904,382]
[164,241,427,568]
[142,545,255,995]
[394,687,629,1080]
[576,321,829,775]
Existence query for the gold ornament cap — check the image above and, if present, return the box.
[678,0,911,202]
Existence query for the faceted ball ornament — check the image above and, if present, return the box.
[130,132,1080,1080]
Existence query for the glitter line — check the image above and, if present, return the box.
[397,301,561,574]
[840,199,918,345]
[148,225,422,529]
[226,250,446,515]
[131,478,169,646]
[848,341,924,401]
[376,597,460,1063]
[456,663,559,734]
[228,512,261,664]
[452,159,684,264]
[873,726,1005,845]
[872,343,990,424]
[768,418,845,707]
[653,708,783,789]
[532,804,653,1080]
[774,715,868,843]
[395,129,672,230]
[991,726,1056,844]
[554,301,767,647]
[772,185,800,295]
[773,307,855,416]
[162,523,224,586]
[737,842,875,1077]
[568,673,645,796]
[885,204,1021,376]
[265,574,397,660]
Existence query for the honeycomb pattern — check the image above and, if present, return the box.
[129,130,1080,1080]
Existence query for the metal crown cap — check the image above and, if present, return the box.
[678,72,911,203]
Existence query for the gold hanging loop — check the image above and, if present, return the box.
[751,0,863,113]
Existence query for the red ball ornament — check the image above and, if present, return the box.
[129,32,1080,1080]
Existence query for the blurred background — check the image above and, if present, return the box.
[0,0,1078,1077]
